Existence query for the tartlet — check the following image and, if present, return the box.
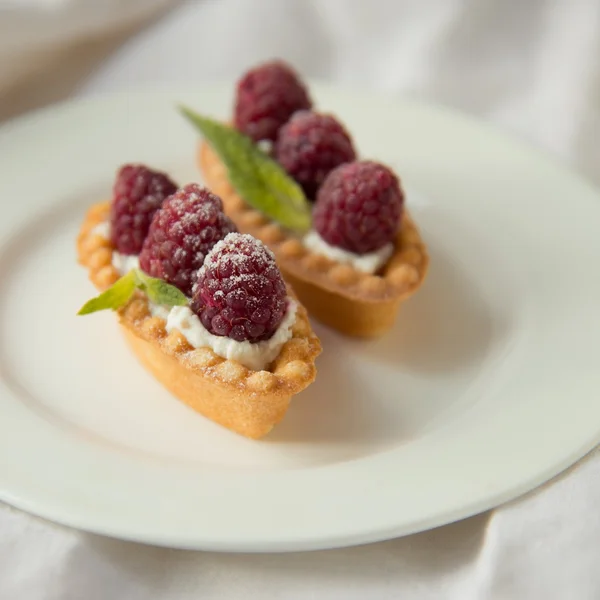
[198,143,429,337]
[77,200,321,439]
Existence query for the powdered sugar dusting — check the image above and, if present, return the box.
[202,232,276,274]
[192,232,288,343]
[138,184,237,297]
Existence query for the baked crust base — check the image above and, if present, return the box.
[77,202,321,439]
[198,142,429,337]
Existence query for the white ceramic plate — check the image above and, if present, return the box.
[1,84,599,552]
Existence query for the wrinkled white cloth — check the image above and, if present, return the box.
[1,0,600,598]
[0,0,173,93]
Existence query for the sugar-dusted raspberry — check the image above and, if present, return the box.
[234,60,312,143]
[313,161,404,254]
[274,110,356,200]
[110,164,177,255]
[191,233,288,343]
[139,184,237,297]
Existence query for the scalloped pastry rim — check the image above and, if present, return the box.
[76,201,321,397]
[198,141,429,304]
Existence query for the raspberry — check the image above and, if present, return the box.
[109,164,177,255]
[191,233,288,343]
[139,184,237,297]
[275,110,356,199]
[313,161,404,254]
[234,60,312,143]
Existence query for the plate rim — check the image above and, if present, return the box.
[1,84,600,552]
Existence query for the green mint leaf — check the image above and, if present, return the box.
[78,270,188,316]
[133,270,188,306]
[179,106,312,233]
[77,271,136,315]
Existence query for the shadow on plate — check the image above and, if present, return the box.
[267,346,410,447]
[352,243,496,375]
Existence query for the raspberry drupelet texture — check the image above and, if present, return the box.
[234,60,312,143]
[313,161,404,255]
[191,233,288,343]
[110,164,177,255]
[139,184,237,297]
[275,110,356,200]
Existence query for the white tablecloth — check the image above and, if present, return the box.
[1,1,600,598]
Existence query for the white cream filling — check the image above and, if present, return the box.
[158,301,298,371]
[91,221,110,238]
[95,219,295,370]
[91,221,140,275]
[112,252,140,275]
[303,230,393,274]
[149,303,171,320]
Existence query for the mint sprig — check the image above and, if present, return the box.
[179,106,312,233]
[133,269,188,307]
[78,269,188,315]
